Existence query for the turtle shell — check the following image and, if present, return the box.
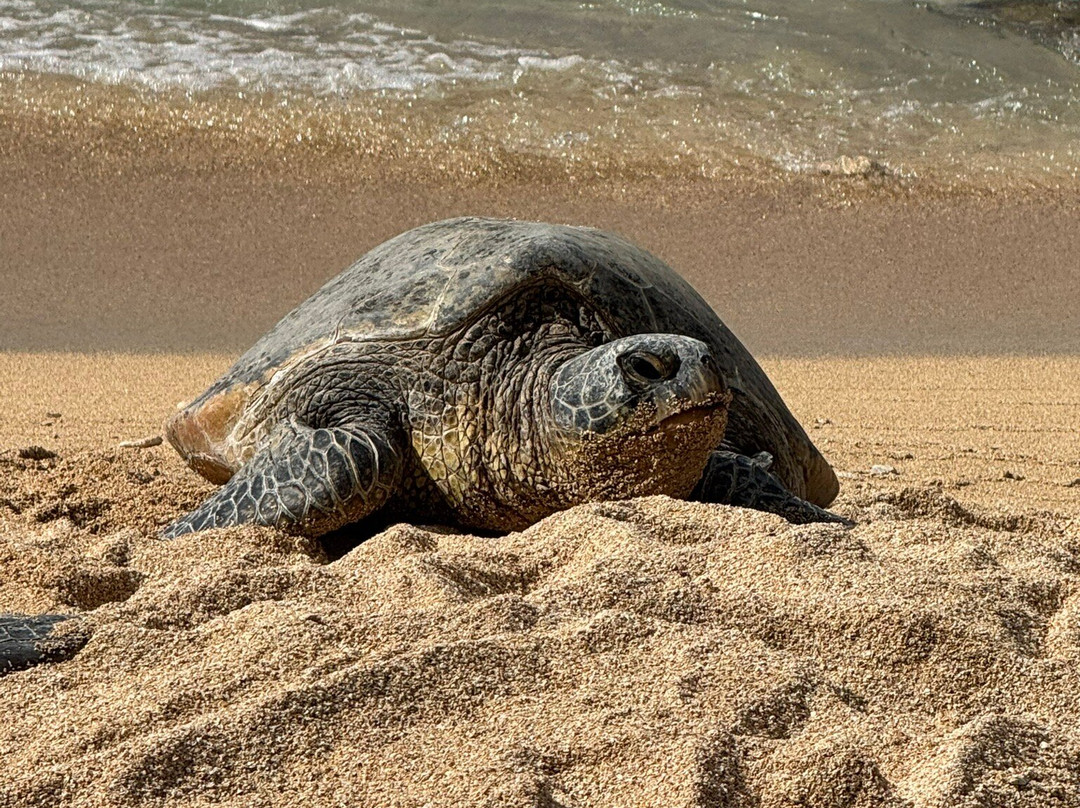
[174,217,837,505]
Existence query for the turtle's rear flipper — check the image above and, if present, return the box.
[693,450,853,526]
[162,421,403,539]
[1,614,88,676]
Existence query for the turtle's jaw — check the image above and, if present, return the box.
[549,381,730,508]
[648,389,733,434]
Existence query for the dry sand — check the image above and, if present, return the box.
[1,353,1078,808]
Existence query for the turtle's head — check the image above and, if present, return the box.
[547,334,731,501]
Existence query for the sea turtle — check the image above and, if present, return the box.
[162,216,843,537]
[1,217,846,674]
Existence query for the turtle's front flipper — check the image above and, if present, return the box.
[163,422,403,538]
[692,450,853,526]
[1,614,88,676]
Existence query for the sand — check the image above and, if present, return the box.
[1,353,1078,807]
[3,78,1080,806]
[3,76,1080,358]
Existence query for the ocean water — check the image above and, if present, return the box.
[2,0,1079,181]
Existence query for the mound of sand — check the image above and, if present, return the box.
[1,354,1078,807]
[1,455,1078,807]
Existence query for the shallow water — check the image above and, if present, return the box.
[2,0,1079,182]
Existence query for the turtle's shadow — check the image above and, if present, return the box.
[318,516,503,562]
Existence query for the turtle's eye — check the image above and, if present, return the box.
[617,349,680,389]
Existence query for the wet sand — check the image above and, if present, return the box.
[2,76,1080,357]
[2,78,1080,807]
[4,160,1080,357]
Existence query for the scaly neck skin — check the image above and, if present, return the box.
[450,334,593,531]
